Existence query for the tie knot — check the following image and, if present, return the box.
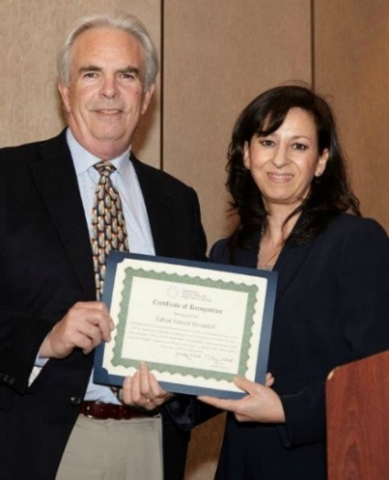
[94,162,116,177]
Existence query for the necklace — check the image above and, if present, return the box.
[257,226,282,270]
[257,247,281,270]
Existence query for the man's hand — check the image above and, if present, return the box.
[121,362,173,411]
[39,301,114,359]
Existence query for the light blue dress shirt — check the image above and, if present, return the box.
[67,128,155,403]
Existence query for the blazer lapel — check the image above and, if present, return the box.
[234,216,316,303]
[31,132,96,300]
[272,212,316,301]
[274,239,315,302]
[233,233,260,269]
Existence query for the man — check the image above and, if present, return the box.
[0,12,206,480]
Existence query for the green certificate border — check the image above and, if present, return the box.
[112,266,258,382]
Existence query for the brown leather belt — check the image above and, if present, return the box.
[79,401,152,420]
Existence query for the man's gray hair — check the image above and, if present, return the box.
[57,12,159,90]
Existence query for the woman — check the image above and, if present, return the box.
[198,85,389,479]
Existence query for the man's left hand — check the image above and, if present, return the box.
[121,361,173,410]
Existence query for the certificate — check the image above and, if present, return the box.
[94,252,277,399]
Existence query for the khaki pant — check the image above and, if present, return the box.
[56,414,163,480]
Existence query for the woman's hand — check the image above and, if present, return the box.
[121,361,173,411]
[198,373,285,423]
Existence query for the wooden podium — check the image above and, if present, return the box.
[326,350,389,480]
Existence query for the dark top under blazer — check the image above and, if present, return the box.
[209,213,389,480]
[0,130,207,480]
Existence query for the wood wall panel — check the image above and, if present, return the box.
[163,2,312,478]
[163,0,312,250]
[314,0,389,232]
[0,0,161,167]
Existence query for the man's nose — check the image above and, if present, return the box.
[100,76,118,98]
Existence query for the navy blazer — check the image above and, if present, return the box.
[210,213,389,480]
[0,130,207,480]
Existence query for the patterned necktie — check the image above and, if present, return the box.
[91,162,129,300]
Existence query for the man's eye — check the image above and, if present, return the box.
[83,72,98,78]
[121,72,137,80]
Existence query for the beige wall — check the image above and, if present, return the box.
[163,2,312,479]
[0,0,161,167]
[163,0,312,249]
[314,0,389,233]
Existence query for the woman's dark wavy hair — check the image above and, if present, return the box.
[227,84,360,253]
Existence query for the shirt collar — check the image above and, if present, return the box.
[66,128,132,177]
